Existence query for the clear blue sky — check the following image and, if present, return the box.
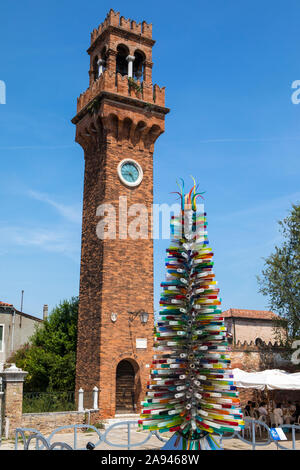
[0,0,299,318]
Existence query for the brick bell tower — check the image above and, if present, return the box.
[72,9,169,418]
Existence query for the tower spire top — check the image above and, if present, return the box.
[72,9,169,127]
[90,9,153,48]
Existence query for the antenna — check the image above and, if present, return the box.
[20,290,24,312]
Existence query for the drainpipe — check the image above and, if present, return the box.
[233,317,236,347]
[20,290,24,313]
[11,307,16,354]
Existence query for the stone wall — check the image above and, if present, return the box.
[0,365,101,438]
[230,340,292,372]
[4,381,23,435]
[21,410,98,435]
[225,317,279,345]
[230,341,300,407]
[233,318,275,344]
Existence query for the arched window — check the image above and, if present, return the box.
[133,50,145,81]
[255,337,263,346]
[99,46,107,73]
[92,47,107,81]
[116,44,129,76]
[93,55,99,81]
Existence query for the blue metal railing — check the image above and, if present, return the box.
[219,418,300,450]
[13,418,300,451]
[14,422,168,451]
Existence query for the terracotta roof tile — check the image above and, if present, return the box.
[0,301,42,321]
[222,308,279,320]
[0,301,13,307]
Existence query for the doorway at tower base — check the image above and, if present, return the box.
[115,358,142,414]
[116,360,136,413]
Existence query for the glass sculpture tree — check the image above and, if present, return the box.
[138,181,244,450]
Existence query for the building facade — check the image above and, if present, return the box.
[0,301,43,365]
[72,9,169,418]
[223,308,282,345]
[222,309,294,406]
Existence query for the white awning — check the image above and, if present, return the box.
[232,368,300,390]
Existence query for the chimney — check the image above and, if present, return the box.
[43,305,48,321]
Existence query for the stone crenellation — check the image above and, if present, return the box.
[76,70,166,115]
[90,9,152,45]
[232,339,284,351]
[73,8,168,131]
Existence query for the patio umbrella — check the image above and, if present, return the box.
[232,368,300,390]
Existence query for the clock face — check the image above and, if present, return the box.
[118,159,143,187]
[121,162,139,183]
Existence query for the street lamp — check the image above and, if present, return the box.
[139,311,149,324]
[128,310,149,325]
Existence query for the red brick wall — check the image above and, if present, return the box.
[74,124,160,418]
[4,382,23,434]
[229,345,300,408]
[73,13,168,419]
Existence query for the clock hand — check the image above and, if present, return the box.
[123,170,134,182]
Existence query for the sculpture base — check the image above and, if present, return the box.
[161,432,223,450]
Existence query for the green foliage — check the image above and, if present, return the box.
[87,97,101,115]
[82,422,105,432]
[128,77,143,94]
[8,297,78,392]
[257,204,300,342]
[23,391,76,413]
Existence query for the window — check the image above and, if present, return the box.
[93,56,99,81]
[0,325,4,352]
[133,50,145,81]
[116,44,129,76]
